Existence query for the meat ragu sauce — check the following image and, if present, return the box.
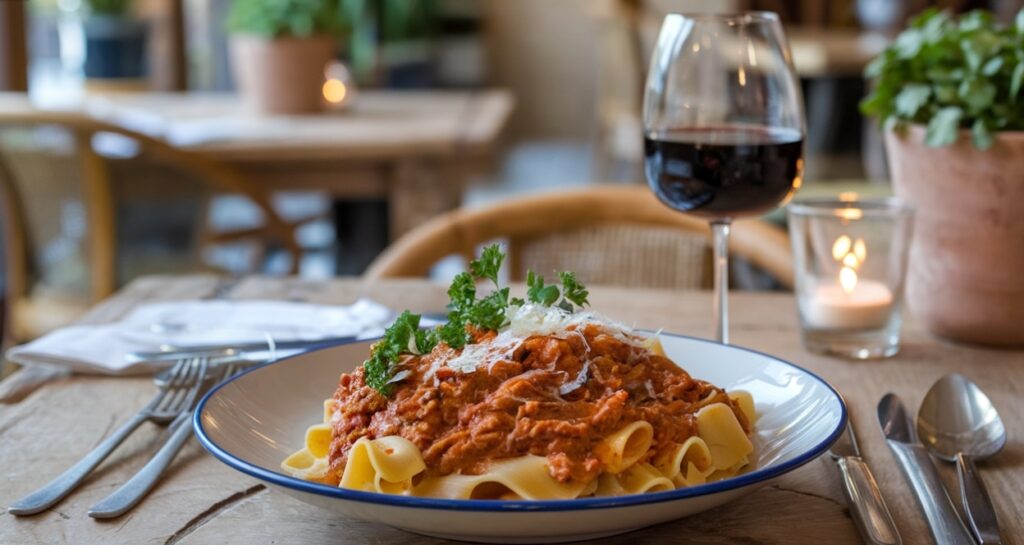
[327,324,751,486]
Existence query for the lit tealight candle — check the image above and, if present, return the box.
[322,61,356,109]
[804,235,894,330]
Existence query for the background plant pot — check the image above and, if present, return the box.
[886,124,1024,346]
[229,35,335,115]
[83,16,147,79]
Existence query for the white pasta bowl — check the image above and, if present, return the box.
[194,333,846,543]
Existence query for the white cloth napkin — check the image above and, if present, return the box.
[5,299,396,375]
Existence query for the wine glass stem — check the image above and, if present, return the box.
[711,220,731,344]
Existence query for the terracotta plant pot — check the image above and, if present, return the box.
[886,124,1024,346]
[229,35,335,114]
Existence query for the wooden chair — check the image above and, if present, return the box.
[0,111,302,342]
[365,186,793,290]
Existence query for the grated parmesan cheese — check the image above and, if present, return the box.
[438,304,650,375]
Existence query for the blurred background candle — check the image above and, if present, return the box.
[323,61,357,110]
[788,198,913,359]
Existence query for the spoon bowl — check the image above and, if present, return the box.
[917,373,1006,461]
[917,373,1006,545]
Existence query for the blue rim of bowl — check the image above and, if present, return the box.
[194,332,847,512]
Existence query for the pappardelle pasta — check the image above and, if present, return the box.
[282,246,756,500]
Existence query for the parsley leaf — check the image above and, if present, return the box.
[447,272,476,312]
[414,327,439,355]
[559,271,590,309]
[527,270,561,306]
[363,311,421,394]
[470,244,504,287]
[437,313,470,349]
[468,287,511,331]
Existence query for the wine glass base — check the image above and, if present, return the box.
[801,328,900,360]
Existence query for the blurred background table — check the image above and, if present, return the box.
[1,275,1021,545]
[0,90,514,273]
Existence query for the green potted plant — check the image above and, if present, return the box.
[861,8,1024,346]
[82,0,147,82]
[226,0,347,114]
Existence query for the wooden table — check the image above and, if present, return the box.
[0,91,514,271]
[1,276,1021,545]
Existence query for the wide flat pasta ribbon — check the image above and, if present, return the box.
[695,403,754,471]
[413,455,591,500]
[281,423,334,482]
[340,436,427,494]
[596,462,674,496]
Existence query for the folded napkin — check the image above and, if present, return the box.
[6,299,395,375]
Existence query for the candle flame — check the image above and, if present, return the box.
[832,235,852,260]
[833,235,868,295]
[323,79,347,103]
[853,238,867,262]
[839,266,858,294]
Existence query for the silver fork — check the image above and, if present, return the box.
[88,361,237,518]
[8,357,207,516]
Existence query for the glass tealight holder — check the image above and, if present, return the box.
[787,197,914,359]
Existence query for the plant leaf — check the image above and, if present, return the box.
[864,54,888,79]
[895,29,924,59]
[895,84,932,117]
[925,107,963,147]
[958,78,997,112]
[1012,62,1024,98]
[971,118,994,150]
[981,56,1004,76]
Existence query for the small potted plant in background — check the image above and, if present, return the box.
[861,9,1024,346]
[82,0,148,84]
[226,0,348,114]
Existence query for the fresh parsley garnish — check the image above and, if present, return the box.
[469,244,503,288]
[363,244,589,394]
[527,270,590,312]
[364,310,421,394]
[559,271,590,308]
[527,271,560,306]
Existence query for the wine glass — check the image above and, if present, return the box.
[643,12,805,344]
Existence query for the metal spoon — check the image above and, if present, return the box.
[917,373,1006,545]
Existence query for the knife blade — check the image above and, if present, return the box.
[125,336,357,364]
[829,419,901,545]
[877,393,974,545]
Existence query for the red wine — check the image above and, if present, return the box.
[644,127,803,219]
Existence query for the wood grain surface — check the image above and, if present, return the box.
[1,275,1021,545]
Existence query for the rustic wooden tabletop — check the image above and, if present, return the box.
[0,91,515,162]
[1,275,1021,545]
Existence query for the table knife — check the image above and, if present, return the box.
[829,419,901,545]
[125,336,357,363]
[877,393,974,545]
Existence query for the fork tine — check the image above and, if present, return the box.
[158,358,201,413]
[176,357,210,412]
[146,358,189,409]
